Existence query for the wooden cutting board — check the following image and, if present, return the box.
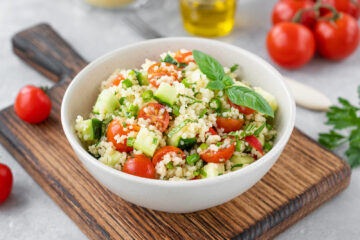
[0,23,351,240]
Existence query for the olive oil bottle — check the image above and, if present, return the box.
[180,0,236,37]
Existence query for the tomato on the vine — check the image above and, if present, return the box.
[272,0,317,28]
[320,0,360,19]
[122,155,155,179]
[14,85,52,124]
[267,22,316,69]
[0,163,13,204]
[314,12,360,60]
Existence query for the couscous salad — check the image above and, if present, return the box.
[75,50,278,180]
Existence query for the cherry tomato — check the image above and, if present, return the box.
[138,103,170,132]
[152,146,185,166]
[245,135,264,155]
[321,0,360,19]
[147,62,181,87]
[122,155,155,179]
[174,51,195,64]
[112,74,125,86]
[207,127,218,136]
[0,163,13,204]
[228,99,256,115]
[107,120,140,152]
[216,117,245,133]
[272,0,317,28]
[14,85,52,124]
[200,140,236,163]
[267,22,316,69]
[314,13,360,60]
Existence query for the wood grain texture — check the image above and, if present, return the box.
[0,23,351,240]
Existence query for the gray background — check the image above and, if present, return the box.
[0,0,359,239]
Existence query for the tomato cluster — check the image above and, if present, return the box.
[267,0,360,69]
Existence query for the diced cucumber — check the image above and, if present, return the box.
[167,119,192,147]
[178,138,197,150]
[133,127,159,157]
[134,70,149,86]
[75,118,102,141]
[254,87,278,111]
[201,163,225,179]
[101,150,123,167]
[93,89,120,115]
[154,83,177,106]
[230,155,254,171]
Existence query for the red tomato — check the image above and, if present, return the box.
[314,13,360,60]
[14,85,52,124]
[138,103,170,132]
[272,0,317,28]
[200,140,236,163]
[228,99,256,115]
[216,117,245,133]
[245,135,264,155]
[0,163,13,204]
[107,120,140,152]
[320,0,360,19]
[122,155,155,179]
[152,146,185,166]
[147,62,181,87]
[112,74,125,86]
[267,22,316,69]
[174,51,195,64]
[207,127,218,136]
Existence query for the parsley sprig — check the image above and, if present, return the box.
[192,50,274,117]
[318,86,360,168]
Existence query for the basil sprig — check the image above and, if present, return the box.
[192,50,274,118]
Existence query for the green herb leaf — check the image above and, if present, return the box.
[192,50,225,81]
[163,54,178,65]
[221,75,234,86]
[166,162,174,169]
[206,80,225,90]
[230,64,239,73]
[254,123,266,137]
[318,130,345,149]
[325,98,360,129]
[186,154,200,165]
[226,86,274,117]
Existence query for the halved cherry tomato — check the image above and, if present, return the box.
[272,0,317,28]
[314,12,360,60]
[107,120,140,152]
[228,99,256,115]
[112,74,125,86]
[174,51,195,64]
[200,140,236,163]
[138,103,170,132]
[216,117,245,133]
[152,146,185,166]
[147,62,181,87]
[122,155,155,179]
[267,22,316,69]
[245,135,264,155]
[0,163,13,204]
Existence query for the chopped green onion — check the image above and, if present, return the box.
[194,92,202,99]
[119,97,126,105]
[152,137,158,144]
[231,163,243,169]
[266,123,273,131]
[181,78,191,88]
[254,123,266,137]
[142,90,153,102]
[122,122,127,128]
[209,98,222,111]
[126,137,135,147]
[126,105,139,118]
[216,142,223,147]
[122,79,133,88]
[236,140,243,152]
[230,64,239,73]
[199,109,208,118]
[263,142,272,152]
[172,104,180,116]
[186,154,200,165]
[200,169,207,177]
[199,143,209,150]
[193,170,200,177]
[166,162,174,169]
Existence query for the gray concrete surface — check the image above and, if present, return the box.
[0,0,359,239]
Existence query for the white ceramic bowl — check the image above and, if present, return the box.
[61,38,295,213]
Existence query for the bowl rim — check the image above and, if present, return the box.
[61,37,296,187]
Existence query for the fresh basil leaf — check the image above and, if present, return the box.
[226,86,274,117]
[163,54,178,65]
[221,75,234,86]
[192,50,225,81]
[230,64,239,72]
[206,80,225,90]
